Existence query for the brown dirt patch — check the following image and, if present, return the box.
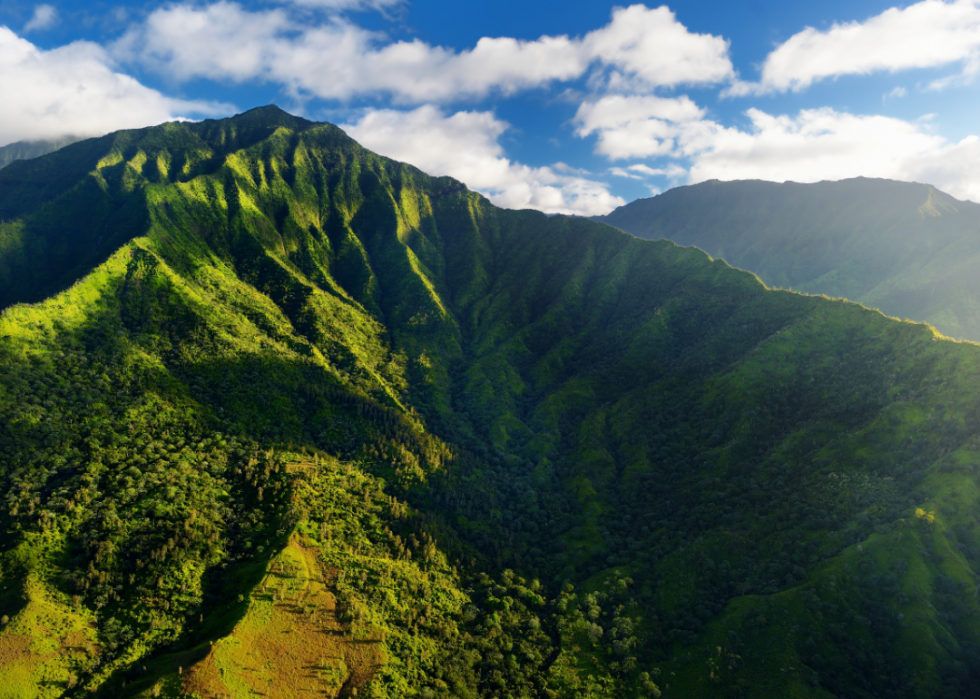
[183,536,383,699]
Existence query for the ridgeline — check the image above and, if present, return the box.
[0,136,83,171]
[594,177,980,343]
[2,107,980,699]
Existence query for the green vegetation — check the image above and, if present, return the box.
[0,137,81,171]
[2,106,980,698]
[595,177,980,342]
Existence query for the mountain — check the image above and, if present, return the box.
[3,106,980,699]
[594,178,980,342]
[0,136,82,170]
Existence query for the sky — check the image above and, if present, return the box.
[2,0,980,215]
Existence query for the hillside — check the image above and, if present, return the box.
[594,178,980,342]
[3,106,980,699]
[0,137,81,171]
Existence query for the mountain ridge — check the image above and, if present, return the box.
[2,107,980,698]
[0,136,83,171]
[593,177,980,342]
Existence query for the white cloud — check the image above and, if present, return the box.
[340,106,625,216]
[888,86,908,99]
[24,4,58,32]
[552,162,591,175]
[628,164,665,176]
[114,3,297,84]
[584,4,733,91]
[638,162,688,181]
[115,2,733,103]
[573,96,980,203]
[609,163,684,179]
[728,0,980,96]
[0,27,229,146]
[574,94,706,159]
[907,135,980,200]
[679,107,980,203]
[682,109,980,202]
[609,167,644,179]
[681,108,948,184]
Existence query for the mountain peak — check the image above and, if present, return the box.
[209,104,315,132]
[4,109,980,699]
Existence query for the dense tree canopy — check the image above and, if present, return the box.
[2,107,980,698]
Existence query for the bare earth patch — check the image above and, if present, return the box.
[183,535,383,699]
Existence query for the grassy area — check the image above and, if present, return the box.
[180,534,382,699]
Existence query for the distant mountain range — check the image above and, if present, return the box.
[595,178,980,342]
[3,108,980,698]
[0,136,82,170]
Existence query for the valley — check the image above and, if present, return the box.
[0,107,979,699]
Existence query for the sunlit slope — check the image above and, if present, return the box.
[595,178,980,342]
[3,107,980,698]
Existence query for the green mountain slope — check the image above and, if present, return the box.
[594,178,980,342]
[3,107,980,699]
[0,137,81,170]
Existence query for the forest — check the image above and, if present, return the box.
[595,178,980,343]
[1,106,980,698]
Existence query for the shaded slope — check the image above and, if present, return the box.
[595,177,980,341]
[0,137,81,171]
[0,107,314,310]
[2,107,980,699]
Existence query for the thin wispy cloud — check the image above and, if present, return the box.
[24,4,58,32]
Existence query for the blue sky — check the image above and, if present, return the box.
[2,0,980,214]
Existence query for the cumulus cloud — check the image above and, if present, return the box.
[341,106,625,216]
[681,108,948,183]
[574,94,706,159]
[728,0,980,96]
[0,27,228,146]
[683,107,980,202]
[584,4,733,91]
[574,96,980,202]
[115,2,733,103]
[24,4,58,32]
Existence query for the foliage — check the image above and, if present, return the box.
[595,177,980,342]
[1,107,980,698]
[0,137,80,171]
